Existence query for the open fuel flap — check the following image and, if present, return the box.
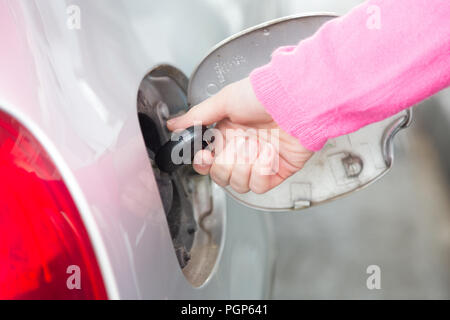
[137,13,411,285]
[188,13,412,212]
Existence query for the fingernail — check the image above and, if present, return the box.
[166,118,176,126]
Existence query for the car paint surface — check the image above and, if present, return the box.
[0,0,279,299]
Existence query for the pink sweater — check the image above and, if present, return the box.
[250,0,450,151]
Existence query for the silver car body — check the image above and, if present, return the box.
[0,0,284,299]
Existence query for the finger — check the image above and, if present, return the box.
[209,139,236,187]
[192,149,214,175]
[167,87,229,131]
[229,162,251,193]
[229,137,257,193]
[249,143,283,194]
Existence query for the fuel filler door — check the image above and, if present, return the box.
[188,13,412,212]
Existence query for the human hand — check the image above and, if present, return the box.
[167,78,314,194]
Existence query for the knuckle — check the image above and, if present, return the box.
[213,177,229,187]
[230,179,249,194]
[229,171,250,193]
[251,187,267,195]
[210,165,230,187]
[230,183,250,194]
[193,164,210,175]
[249,182,268,194]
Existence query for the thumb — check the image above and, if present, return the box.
[167,88,228,131]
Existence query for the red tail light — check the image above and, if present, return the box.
[0,109,108,299]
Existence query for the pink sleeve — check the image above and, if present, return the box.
[250,0,450,151]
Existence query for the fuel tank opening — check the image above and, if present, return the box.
[137,65,225,287]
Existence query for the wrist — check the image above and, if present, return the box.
[250,64,328,151]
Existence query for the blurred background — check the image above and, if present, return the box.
[217,0,450,299]
[270,92,450,299]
